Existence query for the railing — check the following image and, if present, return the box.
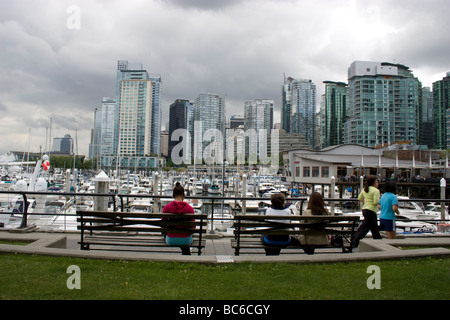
[0,190,449,233]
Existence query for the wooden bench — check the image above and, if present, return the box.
[232,215,360,256]
[77,210,207,255]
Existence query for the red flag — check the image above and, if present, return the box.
[42,160,50,171]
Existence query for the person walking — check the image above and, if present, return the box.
[379,180,400,239]
[352,175,382,247]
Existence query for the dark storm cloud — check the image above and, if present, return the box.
[0,0,449,154]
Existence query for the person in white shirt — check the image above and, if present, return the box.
[262,193,293,255]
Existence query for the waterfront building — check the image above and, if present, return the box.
[168,99,193,159]
[344,61,422,147]
[160,130,169,157]
[90,107,102,160]
[432,72,450,149]
[118,77,153,156]
[420,87,434,148]
[244,99,274,134]
[244,99,274,160]
[229,115,244,129]
[282,144,443,186]
[281,76,316,148]
[99,97,116,157]
[194,93,224,163]
[114,60,161,157]
[148,74,162,156]
[322,81,348,148]
[52,134,73,155]
[275,130,310,153]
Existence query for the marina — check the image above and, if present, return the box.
[0,153,449,240]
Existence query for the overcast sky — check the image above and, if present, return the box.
[1,0,449,156]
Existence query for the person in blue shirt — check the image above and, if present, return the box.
[379,180,400,239]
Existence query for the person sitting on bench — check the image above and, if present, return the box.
[162,182,195,255]
[262,193,293,255]
[296,192,331,254]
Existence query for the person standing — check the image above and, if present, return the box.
[379,180,400,239]
[352,175,382,247]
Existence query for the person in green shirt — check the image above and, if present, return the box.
[352,175,382,247]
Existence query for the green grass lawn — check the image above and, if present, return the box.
[0,253,449,300]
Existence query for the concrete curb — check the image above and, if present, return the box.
[0,230,449,264]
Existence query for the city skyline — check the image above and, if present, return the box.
[1,0,449,156]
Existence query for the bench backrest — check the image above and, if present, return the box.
[233,214,360,236]
[77,210,207,235]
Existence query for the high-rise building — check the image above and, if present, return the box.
[149,74,162,156]
[90,107,102,160]
[244,99,274,159]
[118,78,152,156]
[322,81,348,148]
[281,76,316,147]
[100,97,116,156]
[194,93,224,162]
[168,99,192,159]
[52,134,73,154]
[114,60,161,156]
[244,99,274,133]
[229,115,244,129]
[432,72,450,149]
[344,61,422,147]
[420,87,434,148]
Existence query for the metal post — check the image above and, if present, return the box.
[359,176,364,210]
[18,193,29,229]
[210,198,215,234]
[330,176,335,215]
[153,172,159,213]
[441,178,447,221]
[242,174,247,215]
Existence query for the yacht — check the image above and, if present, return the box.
[130,198,153,213]
[208,183,221,194]
[258,182,275,195]
[186,197,203,210]
[160,189,173,208]
[238,192,262,211]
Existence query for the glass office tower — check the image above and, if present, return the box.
[322,81,348,148]
[114,60,161,156]
[344,61,422,147]
[282,76,316,147]
[193,93,224,163]
[432,72,450,149]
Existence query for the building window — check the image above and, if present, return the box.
[312,166,319,177]
[321,166,329,178]
[303,167,310,177]
[296,167,301,177]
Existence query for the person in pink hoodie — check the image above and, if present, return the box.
[162,182,195,255]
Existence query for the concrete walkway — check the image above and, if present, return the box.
[0,230,449,264]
